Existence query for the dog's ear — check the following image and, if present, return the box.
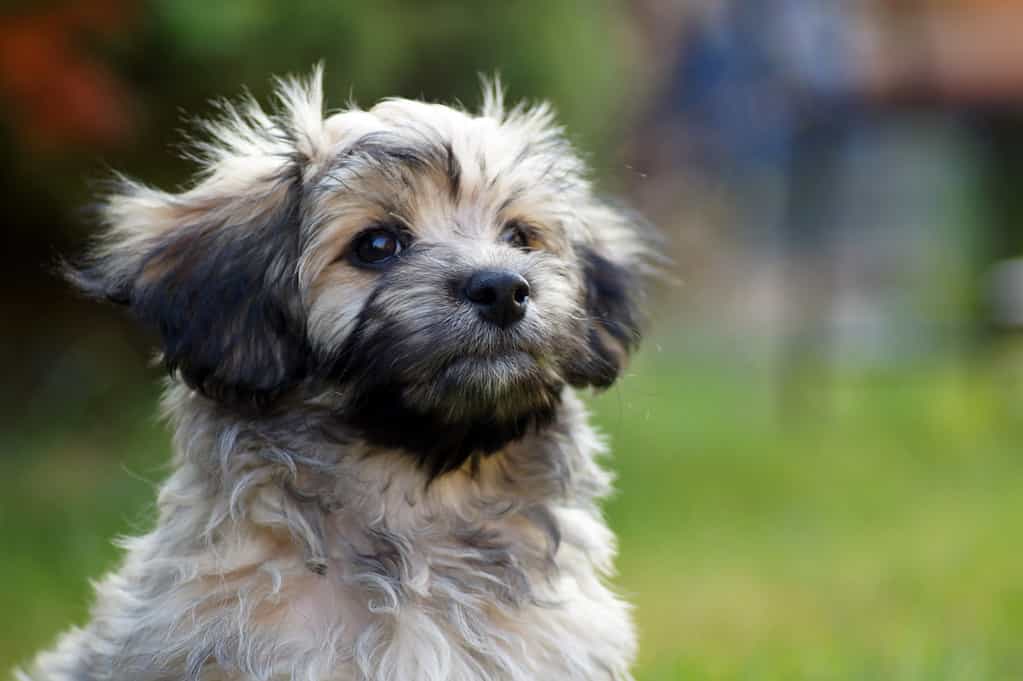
[567,204,660,389]
[66,72,332,409]
[67,175,309,409]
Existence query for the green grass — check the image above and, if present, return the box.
[4,342,1023,679]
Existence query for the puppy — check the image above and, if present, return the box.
[21,69,656,681]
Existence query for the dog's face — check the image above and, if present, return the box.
[72,73,654,476]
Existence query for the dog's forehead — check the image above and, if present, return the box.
[322,101,514,167]
[317,99,588,242]
[330,102,547,176]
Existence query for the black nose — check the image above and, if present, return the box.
[462,269,530,328]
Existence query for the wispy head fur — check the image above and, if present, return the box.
[26,69,655,681]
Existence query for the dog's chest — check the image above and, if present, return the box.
[254,497,634,681]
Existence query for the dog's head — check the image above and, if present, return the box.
[70,70,657,476]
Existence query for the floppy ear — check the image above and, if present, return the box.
[68,176,309,409]
[566,204,659,389]
[67,72,331,409]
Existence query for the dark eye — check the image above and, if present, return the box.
[500,222,533,250]
[351,228,404,267]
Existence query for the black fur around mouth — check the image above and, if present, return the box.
[343,378,561,479]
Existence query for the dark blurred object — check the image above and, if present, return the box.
[628,0,1023,385]
[864,0,1023,106]
[988,258,1023,328]
[864,1,1023,336]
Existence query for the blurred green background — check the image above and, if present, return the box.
[4,1,1023,679]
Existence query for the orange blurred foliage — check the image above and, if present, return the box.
[0,0,139,153]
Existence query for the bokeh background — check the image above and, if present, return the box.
[3,1,1023,679]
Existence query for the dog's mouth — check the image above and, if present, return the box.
[337,340,564,476]
[441,349,540,380]
[401,348,560,418]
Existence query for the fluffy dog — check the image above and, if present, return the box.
[21,69,656,681]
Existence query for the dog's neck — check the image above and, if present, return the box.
[159,382,611,569]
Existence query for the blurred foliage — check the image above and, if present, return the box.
[139,0,634,185]
[1,0,634,213]
[150,0,630,144]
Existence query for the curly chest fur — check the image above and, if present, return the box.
[23,392,635,681]
[237,492,634,681]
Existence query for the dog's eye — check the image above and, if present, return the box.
[500,222,534,251]
[351,228,404,267]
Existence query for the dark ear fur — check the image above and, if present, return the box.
[67,180,309,410]
[566,244,644,389]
